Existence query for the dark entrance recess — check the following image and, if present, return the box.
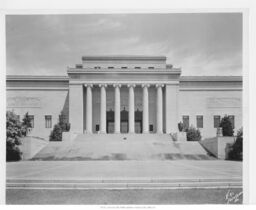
[121,107,128,133]
[107,109,114,133]
[106,107,143,133]
[135,109,142,133]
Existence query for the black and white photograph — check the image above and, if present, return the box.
[1,4,251,206]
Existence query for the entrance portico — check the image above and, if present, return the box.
[68,56,181,135]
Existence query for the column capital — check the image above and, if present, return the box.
[127,84,136,88]
[99,84,108,88]
[84,84,93,88]
[113,84,122,88]
[142,84,150,88]
[155,84,165,88]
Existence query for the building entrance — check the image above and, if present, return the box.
[106,108,143,134]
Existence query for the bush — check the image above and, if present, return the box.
[49,124,62,141]
[21,112,32,136]
[228,128,243,160]
[178,122,184,132]
[6,111,23,161]
[186,126,202,141]
[219,115,234,136]
[50,112,70,141]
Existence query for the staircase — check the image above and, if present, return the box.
[32,134,215,161]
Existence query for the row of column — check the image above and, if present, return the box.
[84,84,164,134]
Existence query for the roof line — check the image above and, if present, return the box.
[82,55,167,61]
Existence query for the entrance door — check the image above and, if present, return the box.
[135,121,142,133]
[107,122,114,133]
[121,121,128,133]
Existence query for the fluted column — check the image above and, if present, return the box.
[114,84,121,133]
[99,84,107,133]
[128,84,135,133]
[156,84,164,134]
[85,84,93,133]
[142,84,149,133]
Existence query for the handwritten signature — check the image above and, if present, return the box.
[225,189,243,204]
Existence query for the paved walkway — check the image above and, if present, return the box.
[7,160,242,180]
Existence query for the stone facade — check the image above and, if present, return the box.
[6,56,242,140]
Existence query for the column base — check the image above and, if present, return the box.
[114,131,120,134]
[143,131,149,134]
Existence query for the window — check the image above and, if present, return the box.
[149,124,153,132]
[135,67,141,69]
[148,67,154,69]
[121,67,127,69]
[96,124,99,132]
[94,66,101,69]
[182,116,189,130]
[28,115,34,128]
[196,115,203,128]
[214,115,221,128]
[108,67,114,69]
[45,115,52,128]
[228,115,235,129]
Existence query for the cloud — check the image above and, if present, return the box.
[6,13,242,76]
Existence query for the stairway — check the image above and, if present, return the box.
[32,134,215,161]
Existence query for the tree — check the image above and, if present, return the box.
[219,115,234,136]
[49,112,70,141]
[49,124,62,141]
[58,112,70,132]
[186,126,202,141]
[229,127,243,160]
[21,112,32,136]
[6,111,23,161]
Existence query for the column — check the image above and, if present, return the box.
[69,84,84,133]
[156,84,164,134]
[99,84,107,133]
[165,84,179,133]
[142,84,149,133]
[128,84,135,133]
[114,84,121,133]
[86,84,93,133]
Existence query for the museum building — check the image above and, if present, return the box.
[6,56,242,140]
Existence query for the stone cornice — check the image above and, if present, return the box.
[82,55,166,61]
[6,75,69,81]
[180,76,242,82]
[67,68,182,75]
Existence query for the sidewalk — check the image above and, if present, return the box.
[7,160,242,180]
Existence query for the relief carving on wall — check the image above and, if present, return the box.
[7,97,41,108]
[207,98,241,108]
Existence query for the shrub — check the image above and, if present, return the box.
[228,127,243,160]
[21,112,32,136]
[186,126,202,141]
[219,115,234,136]
[178,122,184,132]
[6,111,23,161]
[58,113,70,132]
[49,124,62,141]
[49,112,69,141]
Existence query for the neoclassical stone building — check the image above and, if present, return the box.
[6,56,242,140]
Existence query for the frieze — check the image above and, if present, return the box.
[207,98,241,108]
[7,97,41,108]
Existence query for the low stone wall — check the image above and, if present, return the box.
[200,136,236,159]
[19,136,48,160]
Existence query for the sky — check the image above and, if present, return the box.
[6,13,242,76]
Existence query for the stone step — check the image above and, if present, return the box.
[6,178,242,189]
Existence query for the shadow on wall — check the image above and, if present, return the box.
[61,92,69,124]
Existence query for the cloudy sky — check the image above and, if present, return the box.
[6,13,242,76]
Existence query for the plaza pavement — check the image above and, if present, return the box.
[7,160,242,184]
[6,160,242,204]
